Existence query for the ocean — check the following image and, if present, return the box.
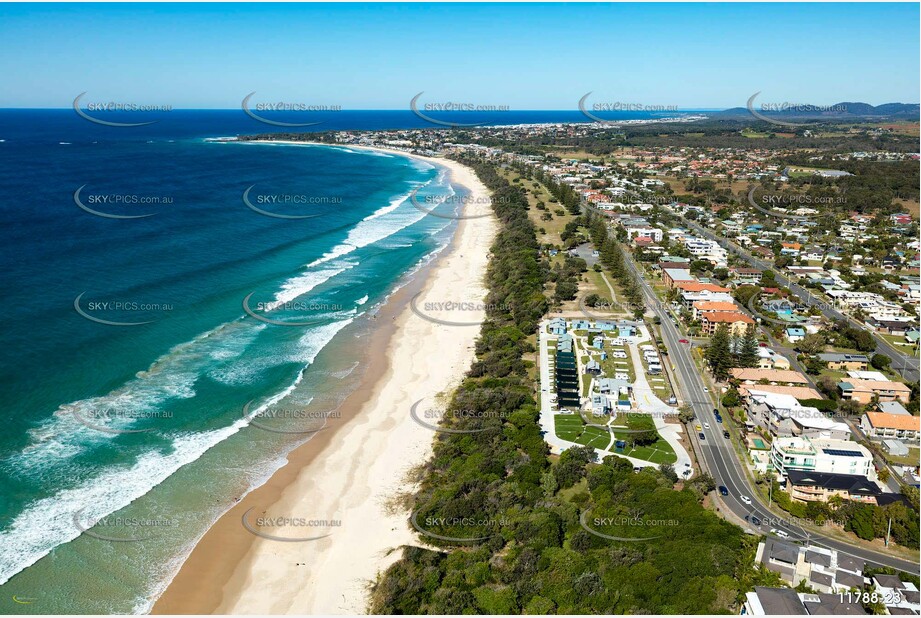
[0,108,695,613]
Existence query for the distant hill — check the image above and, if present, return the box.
[718,101,919,121]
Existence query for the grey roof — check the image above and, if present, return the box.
[817,353,869,363]
[836,570,866,589]
[836,553,865,573]
[801,593,868,615]
[809,571,833,588]
[766,561,796,580]
[804,550,832,567]
[753,587,808,615]
[878,401,910,415]
[767,538,800,565]
[875,574,906,589]
[884,607,914,615]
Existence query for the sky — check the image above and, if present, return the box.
[0,2,918,109]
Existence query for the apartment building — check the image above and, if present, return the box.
[770,436,876,481]
[860,412,921,441]
[838,379,912,404]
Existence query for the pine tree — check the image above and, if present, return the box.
[737,324,760,368]
[705,324,733,381]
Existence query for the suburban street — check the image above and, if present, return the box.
[675,214,920,382]
[622,249,920,573]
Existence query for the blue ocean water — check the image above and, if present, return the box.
[0,111,477,613]
[0,108,698,613]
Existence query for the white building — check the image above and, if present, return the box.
[770,436,876,481]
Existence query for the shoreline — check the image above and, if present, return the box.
[153,148,496,614]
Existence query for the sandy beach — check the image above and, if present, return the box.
[153,146,496,614]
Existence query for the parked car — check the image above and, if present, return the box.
[702,387,709,393]
[703,422,710,430]
[719,486,729,496]
[740,494,752,505]
[679,339,689,344]
[712,408,719,415]
[695,424,702,431]
[770,528,790,539]
[750,514,762,525]
[716,416,723,424]
[723,431,731,439]
[699,432,706,440]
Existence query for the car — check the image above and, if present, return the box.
[698,432,706,440]
[716,416,723,424]
[750,514,762,525]
[679,339,689,344]
[759,342,769,347]
[712,408,719,415]
[703,422,710,430]
[718,486,729,496]
[739,494,752,505]
[770,528,790,539]
[723,430,730,439]
[702,387,709,393]
[695,424,702,431]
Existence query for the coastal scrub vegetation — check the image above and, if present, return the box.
[370,158,749,615]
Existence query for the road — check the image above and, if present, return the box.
[621,245,919,574]
[676,214,920,383]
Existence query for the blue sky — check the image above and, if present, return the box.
[1,2,918,109]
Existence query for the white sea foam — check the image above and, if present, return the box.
[5,321,263,474]
[0,423,246,587]
[305,184,430,268]
[0,315,357,588]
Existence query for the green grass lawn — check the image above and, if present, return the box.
[554,415,584,441]
[554,413,677,463]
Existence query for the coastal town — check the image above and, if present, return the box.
[279,120,921,615]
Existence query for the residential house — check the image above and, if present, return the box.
[731,368,810,386]
[786,470,880,505]
[662,268,695,288]
[860,412,920,442]
[838,379,912,405]
[817,353,869,371]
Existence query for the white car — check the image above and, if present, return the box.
[702,387,709,393]
[703,422,710,430]
[739,495,752,505]
[770,528,790,539]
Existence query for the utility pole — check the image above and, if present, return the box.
[885,517,892,548]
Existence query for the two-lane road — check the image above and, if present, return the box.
[621,248,919,574]
[677,214,920,382]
